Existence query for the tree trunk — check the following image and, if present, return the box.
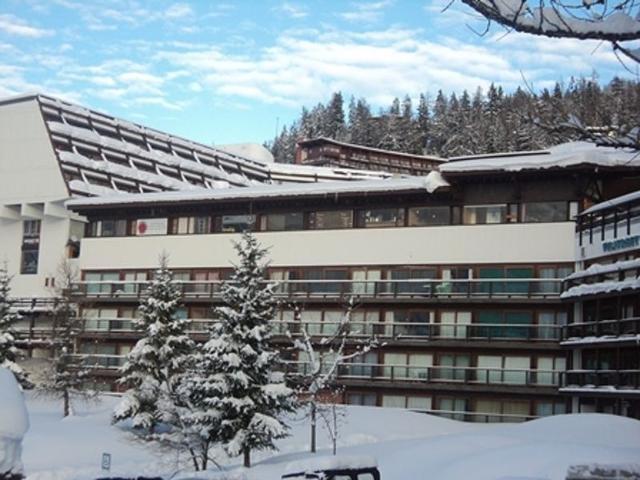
[310,401,317,453]
[243,448,251,468]
[63,389,70,417]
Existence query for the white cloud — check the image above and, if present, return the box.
[0,14,53,38]
[339,0,394,23]
[165,3,194,19]
[277,2,309,19]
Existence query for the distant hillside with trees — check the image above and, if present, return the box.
[267,76,640,163]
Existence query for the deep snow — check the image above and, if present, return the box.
[20,394,640,480]
[0,368,29,475]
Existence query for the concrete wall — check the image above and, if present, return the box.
[78,222,576,271]
[0,98,79,298]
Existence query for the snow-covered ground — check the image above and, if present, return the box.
[21,394,640,480]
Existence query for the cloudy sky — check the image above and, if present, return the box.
[0,0,633,145]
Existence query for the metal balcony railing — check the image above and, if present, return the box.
[561,369,640,390]
[286,361,562,387]
[561,317,640,341]
[72,278,563,301]
[72,355,562,387]
[79,317,562,342]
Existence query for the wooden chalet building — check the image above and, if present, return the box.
[295,137,443,175]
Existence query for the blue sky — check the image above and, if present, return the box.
[0,0,634,145]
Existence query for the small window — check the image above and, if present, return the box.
[357,208,405,228]
[262,212,304,231]
[309,210,353,229]
[463,205,506,224]
[408,206,450,226]
[521,202,568,223]
[193,216,211,234]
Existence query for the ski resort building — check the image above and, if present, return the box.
[295,137,443,175]
[560,190,640,418]
[64,141,640,422]
[0,93,387,361]
[2,92,639,422]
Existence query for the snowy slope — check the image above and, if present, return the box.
[21,395,640,480]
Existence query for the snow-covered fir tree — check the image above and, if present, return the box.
[38,260,90,417]
[113,254,193,432]
[0,266,31,389]
[204,232,295,468]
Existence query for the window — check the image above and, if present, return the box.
[536,357,565,385]
[537,311,566,340]
[262,212,304,231]
[387,268,437,294]
[521,201,568,223]
[84,271,120,295]
[386,310,432,337]
[219,214,256,233]
[439,311,471,338]
[309,210,353,229]
[356,208,405,228]
[20,220,41,274]
[100,219,127,237]
[194,216,211,234]
[476,311,532,339]
[347,393,377,406]
[436,354,470,381]
[383,352,432,380]
[438,398,467,421]
[408,206,450,226]
[382,395,432,410]
[463,205,507,224]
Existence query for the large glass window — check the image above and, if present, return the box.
[521,202,568,223]
[220,214,256,233]
[408,206,450,226]
[262,212,304,231]
[439,311,471,338]
[357,208,405,228]
[309,210,353,229]
[463,205,507,224]
[100,219,127,237]
[437,354,470,381]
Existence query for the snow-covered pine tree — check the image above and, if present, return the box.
[0,265,31,389]
[207,232,295,468]
[113,254,193,432]
[38,260,90,416]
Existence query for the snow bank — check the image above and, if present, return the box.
[0,368,29,475]
[442,141,639,173]
[21,395,640,480]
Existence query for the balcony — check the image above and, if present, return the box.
[561,317,640,345]
[79,317,562,342]
[561,370,640,393]
[288,362,562,388]
[73,355,562,389]
[72,278,563,302]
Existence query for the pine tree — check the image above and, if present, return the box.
[113,254,193,431]
[38,260,90,416]
[0,265,31,389]
[206,232,295,468]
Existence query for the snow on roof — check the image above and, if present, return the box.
[299,137,444,163]
[66,171,450,210]
[565,258,640,282]
[284,455,378,475]
[216,143,275,164]
[441,141,640,174]
[561,275,640,299]
[560,334,640,346]
[582,189,640,216]
[0,368,29,439]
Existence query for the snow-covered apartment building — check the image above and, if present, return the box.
[1,93,639,422]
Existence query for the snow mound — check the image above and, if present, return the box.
[0,368,29,439]
[216,143,275,164]
[510,413,640,447]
